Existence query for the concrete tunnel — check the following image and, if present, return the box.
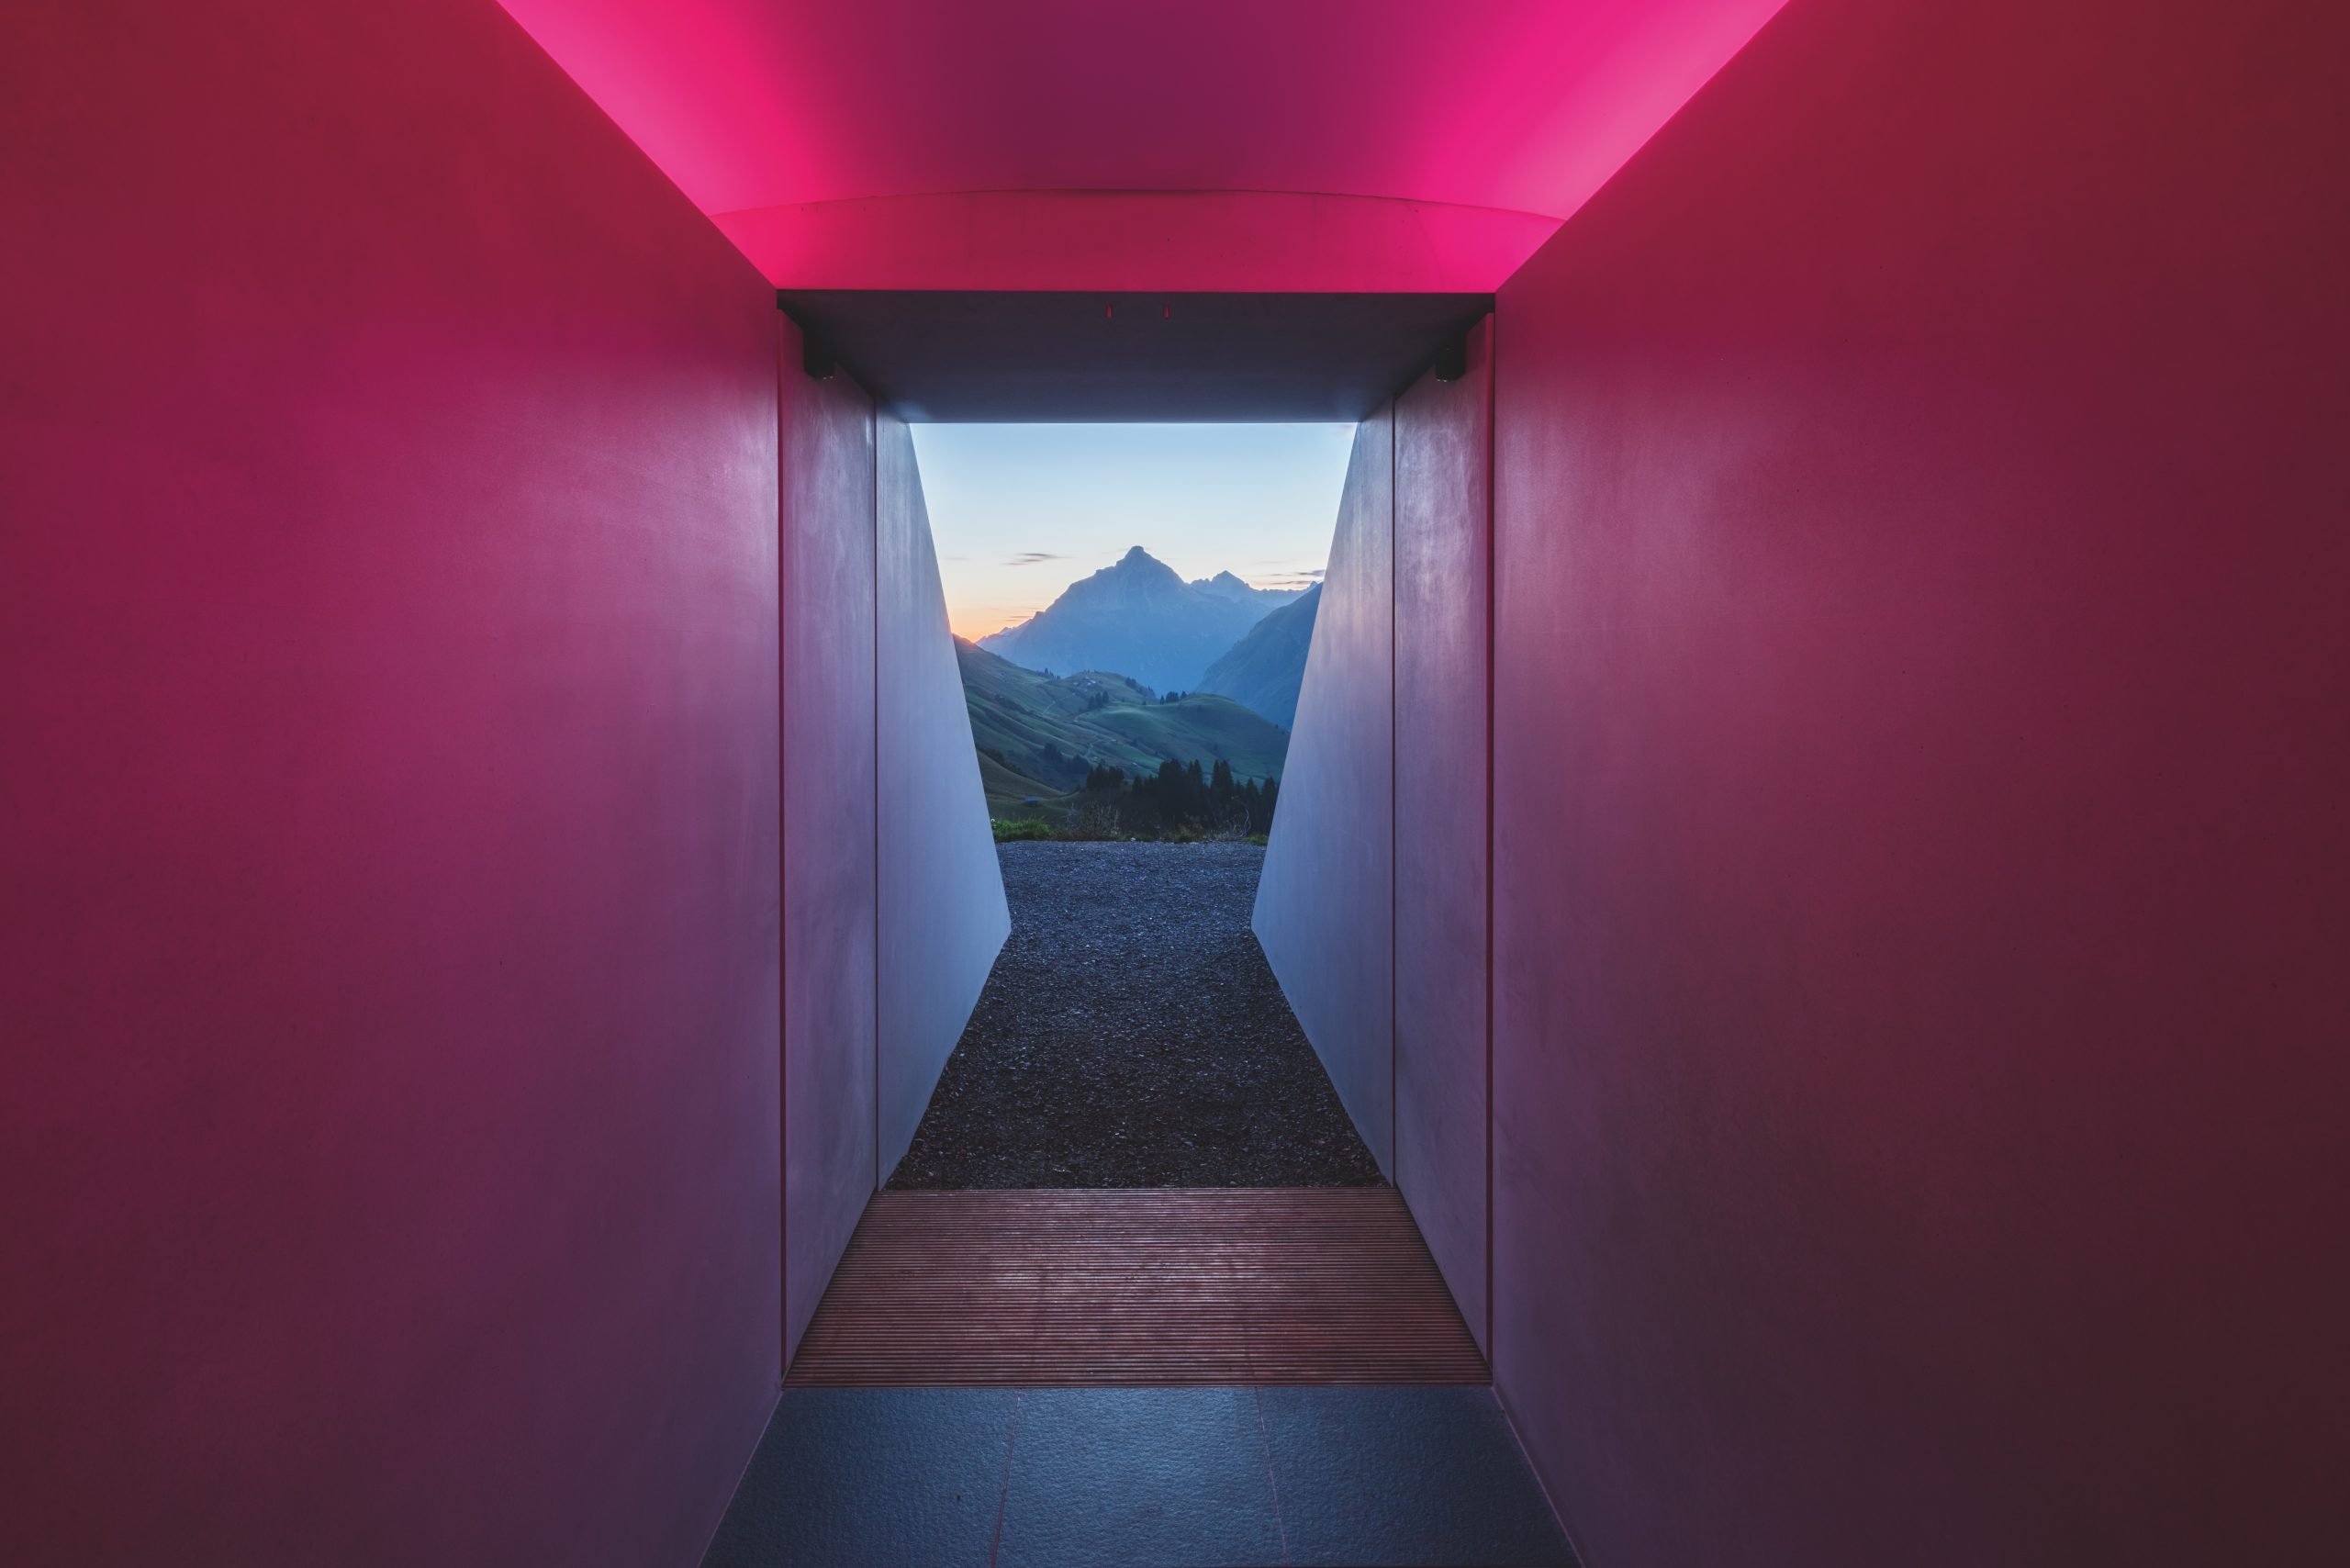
[3,1,2344,1563]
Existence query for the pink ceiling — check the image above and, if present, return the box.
[497,0,1788,287]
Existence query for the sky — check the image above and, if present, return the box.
[909,424,1355,641]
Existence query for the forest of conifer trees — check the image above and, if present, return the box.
[995,756,1279,841]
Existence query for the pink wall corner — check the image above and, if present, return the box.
[0,1,782,1562]
[1393,318,1495,1352]
[1490,0,2350,1562]
[1255,411,1396,1173]
[778,316,878,1365]
[876,412,1011,1179]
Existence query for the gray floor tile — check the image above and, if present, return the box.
[1259,1387,1577,1566]
[700,1388,1015,1568]
[995,1388,1287,1568]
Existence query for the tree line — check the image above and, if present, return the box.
[1076,756,1279,838]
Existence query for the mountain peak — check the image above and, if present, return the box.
[1189,569,1307,614]
[981,548,1297,693]
[1095,545,1182,588]
[1198,580,1322,730]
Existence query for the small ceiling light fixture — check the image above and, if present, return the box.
[1431,333,1469,384]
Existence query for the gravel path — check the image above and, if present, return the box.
[889,842,1382,1188]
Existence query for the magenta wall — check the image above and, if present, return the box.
[1490,0,2349,1562]
[0,2,780,1562]
[778,319,878,1362]
[1393,319,1494,1352]
[1255,412,1395,1173]
[877,412,1011,1178]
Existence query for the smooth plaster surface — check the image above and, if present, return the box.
[876,411,1012,1179]
[1490,0,2349,1560]
[779,316,879,1365]
[3,1,782,1561]
[1255,412,1396,1174]
[1393,318,1496,1353]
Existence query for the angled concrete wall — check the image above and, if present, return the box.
[1261,340,1496,1352]
[778,317,878,1364]
[1255,411,1395,1173]
[1393,319,1495,1353]
[1489,0,2349,1562]
[1,2,781,1561]
[877,412,1011,1179]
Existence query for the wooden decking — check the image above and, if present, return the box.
[785,1187,1487,1386]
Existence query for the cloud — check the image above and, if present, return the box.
[1003,552,1069,566]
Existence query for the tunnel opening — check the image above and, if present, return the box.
[883,420,1371,1193]
[776,297,1504,1398]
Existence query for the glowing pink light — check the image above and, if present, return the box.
[495,0,1790,290]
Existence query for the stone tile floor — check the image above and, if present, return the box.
[701,1385,1576,1568]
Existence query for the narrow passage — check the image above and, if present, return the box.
[890,842,1379,1188]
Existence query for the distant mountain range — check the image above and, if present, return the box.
[979,546,1304,695]
[958,638,1291,816]
[1197,583,1319,730]
[1189,569,1304,619]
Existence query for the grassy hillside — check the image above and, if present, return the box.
[976,749,1069,820]
[959,637,1289,793]
[1085,697,1287,781]
[1198,582,1318,731]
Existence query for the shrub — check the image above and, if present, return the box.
[1058,801,1126,841]
[991,817,1055,842]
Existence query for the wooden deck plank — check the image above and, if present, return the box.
[785,1187,1488,1386]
